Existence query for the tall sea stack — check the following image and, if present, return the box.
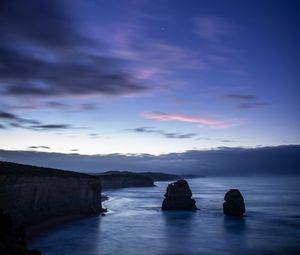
[223,189,246,216]
[162,179,197,210]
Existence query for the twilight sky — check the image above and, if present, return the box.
[0,0,299,155]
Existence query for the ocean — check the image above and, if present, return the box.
[30,176,300,255]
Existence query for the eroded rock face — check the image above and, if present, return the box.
[223,189,245,216]
[162,179,197,210]
[0,162,102,228]
[97,171,154,190]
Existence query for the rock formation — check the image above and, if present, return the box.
[0,161,102,234]
[96,171,154,190]
[223,189,246,216]
[0,208,42,255]
[162,179,197,210]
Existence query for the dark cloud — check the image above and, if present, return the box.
[223,94,257,100]
[0,110,74,131]
[0,0,91,49]
[16,101,98,111]
[29,124,71,130]
[196,137,211,141]
[44,102,68,109]
[81,104,97,111]
[238,102,269,109]
[220,139,235,143]
[0,111,40,124]
[0,145,299,176]
[129,127,197,139]
[221,94,268,109]
[9,123,25,128]
[0,124,6,129]
[0,48,147,97]
[196,137,235,143]
[0,0,148,100]
[0,111,17,120]
[89,133,99,138]
[164,132,197,139]
[131,127,155,133]
[45,102,97,111]
[28,146,51,149]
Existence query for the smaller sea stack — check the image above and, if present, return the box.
[223,189,246,216]
[162,179,197,210]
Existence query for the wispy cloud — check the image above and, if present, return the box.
[0,111,39,124]
[0,49,148,98]
[29,124,72,130]
[0,1,149,101]
[128,126,197,139]
[196,137,235,143]
[28,146,51,149]
[193,15,235,41]
[222,94,257,100]
[238,102,269,109]
[0,110,76,131]
[143,112,241,129]
[110,40,208,84]
[220,139,235,143]
[221,93,269,109]
[88,133,101,139]
[7,101,99,112]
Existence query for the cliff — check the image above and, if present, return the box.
[0,161,102,230]
[96,171,154,190]
[139,172,180,181]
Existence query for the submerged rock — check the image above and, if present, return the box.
[162,179,197,210]
[223,189,246,216]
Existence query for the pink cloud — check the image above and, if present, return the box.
[143,112,241,129]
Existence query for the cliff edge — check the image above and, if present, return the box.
[96,171,154,190]
[0,161,102,232]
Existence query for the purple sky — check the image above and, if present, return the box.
[0,0,299,155]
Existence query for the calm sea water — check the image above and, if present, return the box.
[30,177,300,255]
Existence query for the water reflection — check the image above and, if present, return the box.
[32,216,102,255]
[223,216,246,234]
[223,216,247,253]
[162,211,196,254]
